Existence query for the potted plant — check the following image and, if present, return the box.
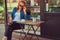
[31,13,38,22]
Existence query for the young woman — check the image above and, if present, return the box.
[2,1,31,40]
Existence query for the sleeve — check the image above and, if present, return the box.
[20,11,25,19]
[11,7,17,19]
[26,8,31,15]
[25,8,32,19]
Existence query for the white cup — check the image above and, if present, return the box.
[32,17,36,22]
[21,19,25,22]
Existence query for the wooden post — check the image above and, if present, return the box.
[4,0,8,30]
[40,0,46,21]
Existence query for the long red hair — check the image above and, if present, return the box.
[17,1,26,9]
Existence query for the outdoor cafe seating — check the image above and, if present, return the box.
[13,20,44,40]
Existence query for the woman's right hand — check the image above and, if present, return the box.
[23,6,26,14]
[8,16,12,23]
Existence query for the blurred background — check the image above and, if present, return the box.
[0,0,60,40]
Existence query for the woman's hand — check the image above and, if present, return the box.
[23,7,26,14]
[36,22,41,27]
[8,16,12,23]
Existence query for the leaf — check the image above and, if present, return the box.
[31,13,37,17]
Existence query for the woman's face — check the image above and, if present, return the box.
[19,6,22,9]
[18,5,23,11]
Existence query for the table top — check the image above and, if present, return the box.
[19,20,44,26]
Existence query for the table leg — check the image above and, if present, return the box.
[30,25,40,40]
[23,25,31,40]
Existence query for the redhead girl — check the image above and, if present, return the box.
[2,1,31,40]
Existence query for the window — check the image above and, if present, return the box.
[48,0,60,12]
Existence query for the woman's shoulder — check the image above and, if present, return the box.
[13,7,17,10]
[12,7,17,14]
[12,7,17,12]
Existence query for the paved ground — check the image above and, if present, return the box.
[0,24,5,40]
[0,24,53,40]
[12,32,53,40]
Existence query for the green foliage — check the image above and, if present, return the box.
[31,13,38,17]
[0,0,4,13]
[0,6,4,12]
[0,0,3,6]
[0,0,4,18]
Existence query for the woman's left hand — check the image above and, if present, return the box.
[36,22,41,27]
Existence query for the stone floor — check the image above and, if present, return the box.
[0,24,53,40]
[12,32,53,40]
[0,24,5,40]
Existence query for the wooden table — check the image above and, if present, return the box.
[16,20,44,40]
[19,20,44,26]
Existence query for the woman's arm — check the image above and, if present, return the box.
[23,6,32,19]
[23,6,26,14]
[11,7,17,20]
